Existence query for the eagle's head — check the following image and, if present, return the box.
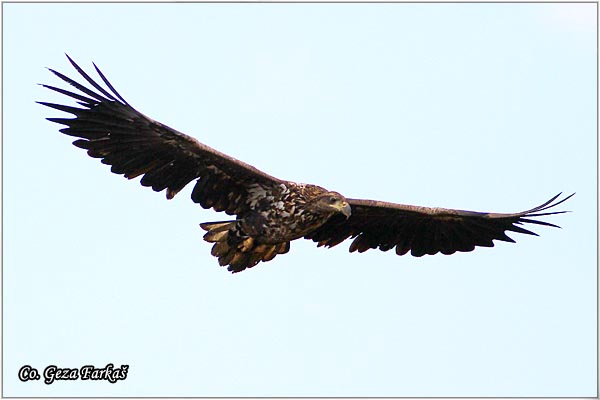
[310,191,351,219]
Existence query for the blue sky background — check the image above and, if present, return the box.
[3,3,597,397]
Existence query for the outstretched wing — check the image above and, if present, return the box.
[39,55,282,215]
[306,193,574,256]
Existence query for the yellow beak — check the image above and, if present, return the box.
[339,201,351,218]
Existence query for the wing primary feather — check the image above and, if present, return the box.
[92,62,130,105]
[64,54,118,102]
[518,218,561,228]
[529,192,562,211]
[38,84,97,105]
[47,117,74,126]
[37,102,84,115]
[46,68,111,103]
[525,211,570,218]
[506,223,538,236]
[519,192,574,215]
[536,192,575,211]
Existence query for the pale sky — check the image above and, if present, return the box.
[3,2,597,397]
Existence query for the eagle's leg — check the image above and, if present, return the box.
[200,221,290,273]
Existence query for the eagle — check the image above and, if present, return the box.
[39,55,573,273]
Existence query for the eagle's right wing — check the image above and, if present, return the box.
[39,55,282,216]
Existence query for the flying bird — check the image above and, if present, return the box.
[39,55,573,273]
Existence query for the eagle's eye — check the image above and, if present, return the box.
[328,196,339,204]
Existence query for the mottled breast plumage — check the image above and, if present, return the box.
[243,182,335,243]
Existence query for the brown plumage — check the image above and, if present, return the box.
[39,55,573,273]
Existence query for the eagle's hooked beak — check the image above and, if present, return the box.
[340,201,351,218]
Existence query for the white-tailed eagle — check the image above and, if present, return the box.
[39,55,574,273]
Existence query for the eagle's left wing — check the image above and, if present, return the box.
[305,193,573,256]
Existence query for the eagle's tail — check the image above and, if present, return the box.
[200,221,290,273]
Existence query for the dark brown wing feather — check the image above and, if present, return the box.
[306,193,574,257]
[39,55,282,215]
